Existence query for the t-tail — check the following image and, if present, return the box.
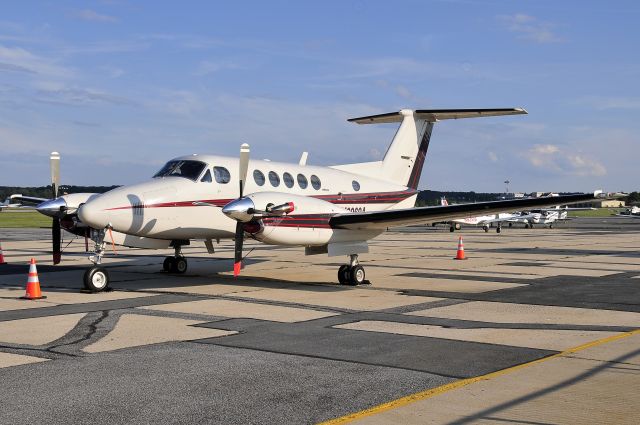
[332,108,527,190]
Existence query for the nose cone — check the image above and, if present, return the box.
[78,200,111,229]
[222,197,255,222]
[36,198,67,218]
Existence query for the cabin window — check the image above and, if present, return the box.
[310,175,321,190]
[268,171,280,187]
[200,169,212,183]
[283,172,294,188]
[213,166,231,184]
[297,173,308,189]
[253,170,265,186]
[154,160,207,182]
[352,180,360,191]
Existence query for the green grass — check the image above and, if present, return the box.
[0,210,52,228]
[568,208,624,218]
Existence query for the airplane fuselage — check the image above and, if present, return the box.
[78,154,418,245]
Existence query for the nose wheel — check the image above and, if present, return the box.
[337,255,367,285]
[83,266,110,292]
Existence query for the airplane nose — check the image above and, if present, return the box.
[36,198,67,218]
[222,197,255,222]
[78,202,110,229]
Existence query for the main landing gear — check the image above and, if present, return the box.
[163,245,188,274]
[338,254,367,286]
[84,228,110,292]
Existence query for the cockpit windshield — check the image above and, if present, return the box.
[153,160,207,181]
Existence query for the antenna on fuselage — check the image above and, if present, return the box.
[299,152,308,166]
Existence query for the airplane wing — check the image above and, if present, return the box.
[330,192,608,230]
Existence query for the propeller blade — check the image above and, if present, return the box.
[238,143,250,198]
[50,151,60,198]
[233,222,244,276]
[52,217,61,265]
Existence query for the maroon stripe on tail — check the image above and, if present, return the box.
[407,122,434,189]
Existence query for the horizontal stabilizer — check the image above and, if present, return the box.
[348,108,527,124]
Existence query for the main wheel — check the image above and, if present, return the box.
[449,226,455,232]
[508,223,513,228]
[483,226,489,233]
[338,265,350,285]
[496,227,501,233]
[524,223,530,229]
[171,257,188,274]
[349,265,366,285]
[163,257,174,272]
[83,266,110,292]
[549,223,554,229]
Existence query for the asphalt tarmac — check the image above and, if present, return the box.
[0,217,638,424]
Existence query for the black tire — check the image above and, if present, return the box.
[163,257,174,272]
[525,223,530,229]
[549,223,554,229]
[483,226,489,233]
[508,223,513,228]
[171,257,188,274]
[349,265,366,285]
[496,227,501,233]
[449,226,455,233]
[338,265,350,285]
[83,267,110,292]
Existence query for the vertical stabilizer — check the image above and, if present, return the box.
[380,110,433,189]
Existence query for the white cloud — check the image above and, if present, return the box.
[488,151,498,162]
[524,144,606,176]
[73,9,118,23]
[193,60,242,76]
[576,96,640,110]
[498,14,564,44]
[0,44,73,78]
[35,85,134,106]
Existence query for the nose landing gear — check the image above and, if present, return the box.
[84,228,110,292]
[338,254,367,286]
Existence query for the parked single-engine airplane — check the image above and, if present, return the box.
[34,108,611,291]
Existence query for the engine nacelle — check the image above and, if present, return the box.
[239,192,379,246]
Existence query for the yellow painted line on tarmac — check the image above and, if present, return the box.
[317,328,640,425]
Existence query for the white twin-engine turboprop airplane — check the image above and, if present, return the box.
[35,108,607,291]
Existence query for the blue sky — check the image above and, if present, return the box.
[0,1,638,192]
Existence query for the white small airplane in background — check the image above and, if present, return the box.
[616,206,640,217]
[0,194,41,211]
[438,198,538,233]
[33,108,611,291]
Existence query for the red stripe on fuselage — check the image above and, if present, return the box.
[104,190,417,211]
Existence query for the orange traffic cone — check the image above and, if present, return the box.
[21,258,46,300]
[0,240,6,265]
[454,236,466,260]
